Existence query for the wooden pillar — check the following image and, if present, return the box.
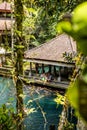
[58,66,61,81]
[35,63,39,74]
[54,66,56,76]
[59,66,61,76]
[29,62,32,76]
[49,65,51,73]
[42,64,44,73]
[64,67,68,78]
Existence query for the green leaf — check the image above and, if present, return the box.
[2,115,7,122]
[66,80,79,110]
[72,2,87,55]
[54,93,65,105]
[67,77,87,122]
[57,2,87,55]
[24,108,36,115]
[18,113,22,118]
[77,78,87,122]
[77,40,87,55]
[72,2,87,24]
[14,45,24,49]
[57,21,72,34]
[19,94,26,99]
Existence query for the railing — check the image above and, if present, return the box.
[20,74,69,90]
[0,67,70,90]
[0,66,13,77]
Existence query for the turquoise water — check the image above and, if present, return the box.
[24,86,62,130]
[0,77,62,130]
[0,77,16,107]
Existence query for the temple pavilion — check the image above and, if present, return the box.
[24,34,77,89]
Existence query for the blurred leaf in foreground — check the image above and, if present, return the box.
[57,2,87,55]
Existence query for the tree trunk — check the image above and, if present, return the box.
[14,0,24,130]
[15,48,24,130]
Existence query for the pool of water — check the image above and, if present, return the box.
[24,86,62,130]
[0,77,63,130]
[0,77,16,107]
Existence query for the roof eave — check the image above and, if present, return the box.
[24,58,75,68]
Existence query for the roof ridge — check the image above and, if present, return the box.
[26,33,66,53]
[25,33,76,63]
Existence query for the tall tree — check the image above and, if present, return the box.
[14,0,24,129]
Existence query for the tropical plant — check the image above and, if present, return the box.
[57,1,87,126]
[0,104,16,130]
[30,0,87,45]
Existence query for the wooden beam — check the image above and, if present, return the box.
[24,59,75,68]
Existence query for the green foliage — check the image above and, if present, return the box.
[57,2,87,55]
[23,4,38,48]
[63,52,74,63]
[54,93,65,105]
[57,2,87,123]
[55,93,75,130]
[14,45,24,49]
[63,122,75,130]
[67,80,79,113]
[23,61,30,72]
[31,0,82,45]
[0,104,16,130]
[57,21,72,34]
[67,74,87,122]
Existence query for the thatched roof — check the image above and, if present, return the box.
[24,34,77,66]
[0,2,11,12]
